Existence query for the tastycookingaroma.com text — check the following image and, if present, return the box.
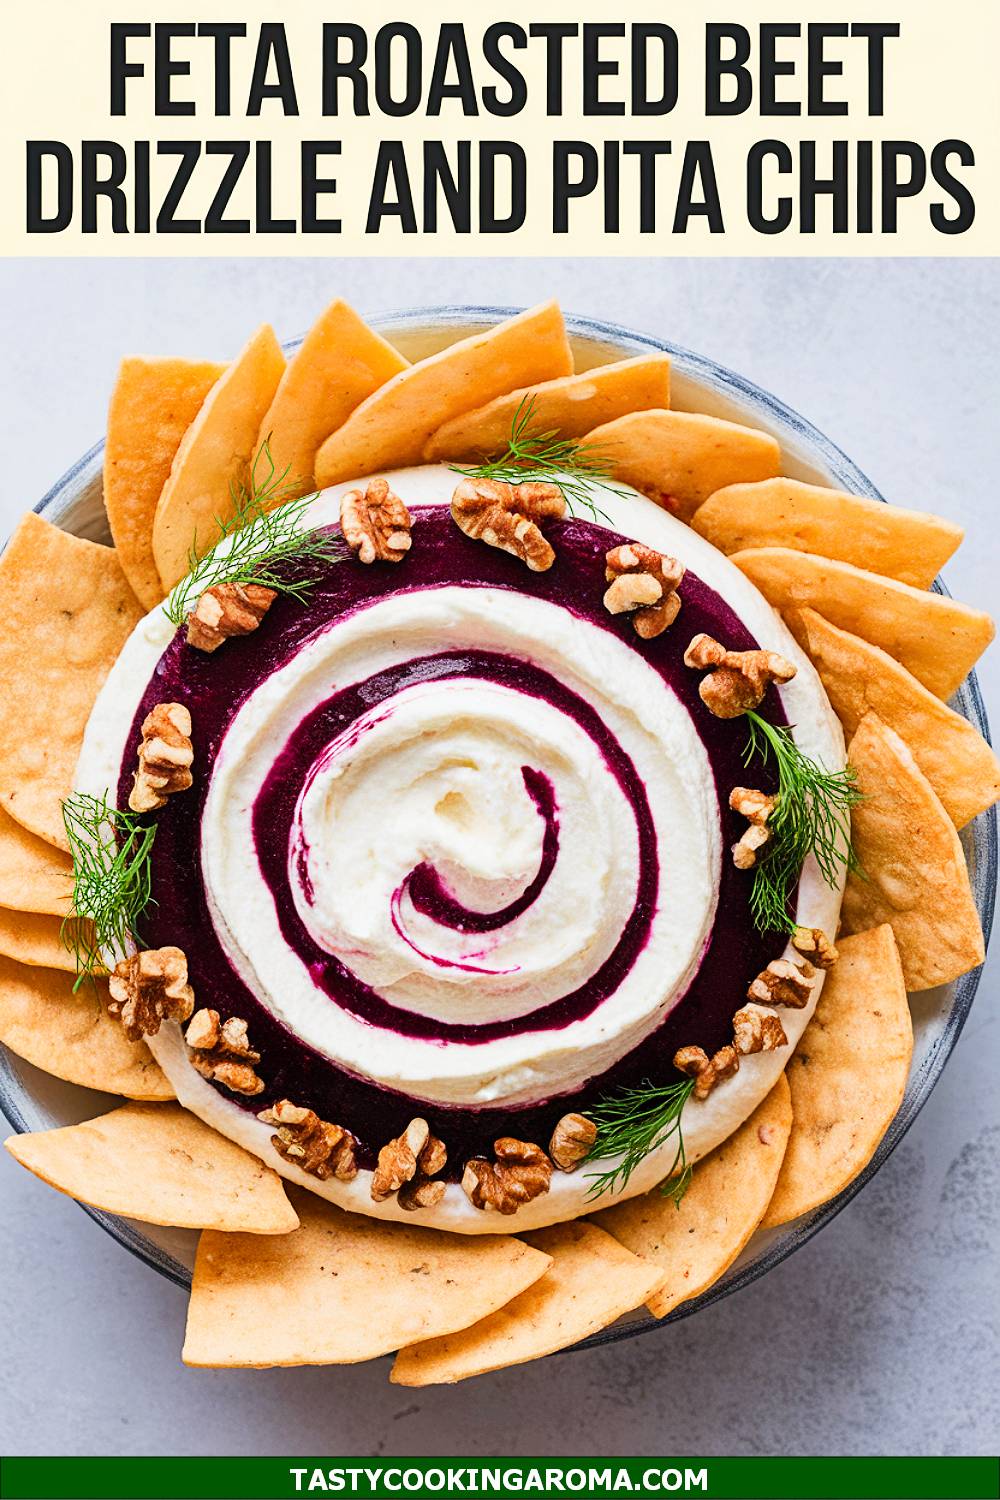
[288,1468,710,1493]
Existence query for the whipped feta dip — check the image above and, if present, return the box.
[76,466,845,1232]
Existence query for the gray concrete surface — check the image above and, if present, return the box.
[0,258,997,1457]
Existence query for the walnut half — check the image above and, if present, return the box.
[603,544,684,639]
[185,1008,264,1096]
[684,634,797,718]
[128,702,194,814]
[748,957,816,1009]
[451,477,566,572]
[462,1138,553,1214]
[340,478,412,564]
[548,1112,597,1172]
[186,581,277,653]
[732,1005,788,1055]
[370,1118,447,1208]
[107,946,194,1042]
[258,1100,357,1181]
[729,786,777,870]
[792,926,839,969]
[674,1043,740,1100]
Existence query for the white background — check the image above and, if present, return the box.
[0,257,997,1455]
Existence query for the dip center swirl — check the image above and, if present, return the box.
[403,764,559,936]
[278,665,646,1026]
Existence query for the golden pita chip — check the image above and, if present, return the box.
[0,808,73,916]
[152,324,287,590]
[0,957,171,1098]
[390,1220,663,1386]
[762,926,912,1228]
[5,1101,296,1232]
[105,356,226,610]
[793,608,1000,829]
[691,479,963,589]
[577,410,780,522]
[595,1073,792,1319]
[256,300,409,491]
[182,1190,553,1368]
[313,302,573,486]
[423,354,672,463]
[0,515,144,848]
[842,713,984,990]
[732,548,994,700]
[0,907,93,973]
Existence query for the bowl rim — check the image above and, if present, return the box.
[3,304,996,1349]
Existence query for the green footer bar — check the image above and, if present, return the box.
[1,1456,997,1500]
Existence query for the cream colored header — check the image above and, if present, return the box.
[2,0,998,255]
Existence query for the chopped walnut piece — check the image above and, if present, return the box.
[732,1005,788,1055]
[398,1177,447,1212]
[185,1007,264,1096]
[371,1118,427,1201]
[603,544,685,639]
[673,1043,740,1100]
[370,1118,448,1204]
[340,478,412,564]
[394,1127,449,1211]
[451,477,566,572]
[417,1133,448,1177]
[128,702,194,814]
[184,1007,220,1051]
[548,1112,597,1172]
[461,1138,553,1214]
[186,581,277,653]
[729,786,778,870]
[683,634,797,719]
[107,946,194,1042]
[748,957,816,1009]
[792,925,839,969]
[257,1099,358,1181]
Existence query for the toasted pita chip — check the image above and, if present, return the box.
[0,907,94,973]
[423,354,672,463]
[596,1073,792,1319]
[391,1220,663,1385]
[105,356,225,609]
[5,1101,296,1232]
[762,926,912,1228]
[842,714,984,990]
[0,515,144,847]
[0,957,170,1098]
[732,548,994,700]
[577,410,780,522]
[256,300,408,491]
[691,479,962,589]
[182,1191,552,1368]
[314,302,573,486]
[152,324,287,590]
[793,608,1000,828]
[0,808,73,916]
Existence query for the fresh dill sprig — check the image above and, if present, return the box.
[163,437,349,626]
[583,1078,695,1206]
[61,792,157,990]
[742,710,862,935]
[450,396,627,524]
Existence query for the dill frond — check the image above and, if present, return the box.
[583,1078,695,1205]
[742,710,862,935]
[61,792,157,990]
[163,437,349,626]
[450,396,627,524]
